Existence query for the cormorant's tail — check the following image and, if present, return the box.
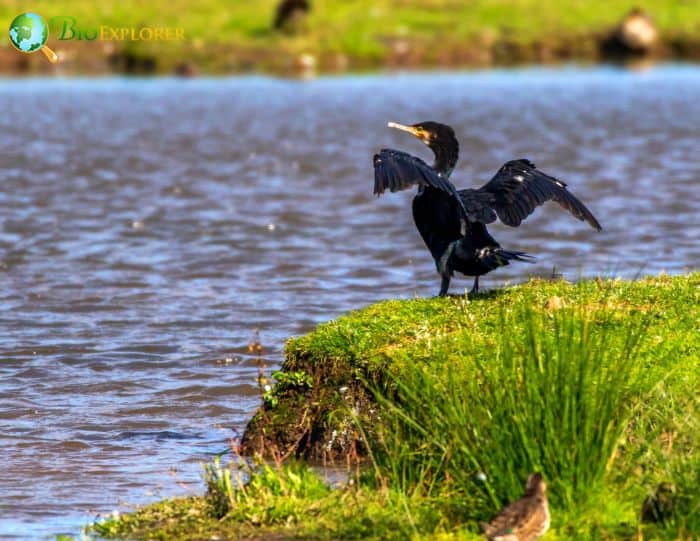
[476,247,535,270]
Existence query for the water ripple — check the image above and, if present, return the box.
[0,66,699,538]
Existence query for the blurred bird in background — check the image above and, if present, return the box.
[482,473,550,541]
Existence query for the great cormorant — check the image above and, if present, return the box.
[373,121,602,296]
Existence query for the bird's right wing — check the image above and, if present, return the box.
[373,149,468,218]
[373,149,456,196]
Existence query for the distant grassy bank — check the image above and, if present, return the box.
[93,273,699,540]
[2,0,700,74]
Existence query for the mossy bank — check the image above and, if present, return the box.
[92,273,699,540]
[240,274,698,461]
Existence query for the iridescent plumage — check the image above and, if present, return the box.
[373,121,601,295]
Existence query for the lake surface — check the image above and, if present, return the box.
[0,65,698,539]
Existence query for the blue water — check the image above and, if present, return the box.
[0,65,698,539]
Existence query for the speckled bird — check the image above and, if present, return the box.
[373,121,602,296]
[482,473,550,541]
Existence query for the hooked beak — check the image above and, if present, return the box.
[387,121,419,136]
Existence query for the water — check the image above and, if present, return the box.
[0,65,698,539]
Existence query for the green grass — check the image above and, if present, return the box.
[92,461,468,540]
[91,273,699,540]
[369,300,697,534]
[373,307,652,505]
[3,1,700,72]
[4,0,698,44]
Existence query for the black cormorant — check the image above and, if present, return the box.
[373,121,602,296]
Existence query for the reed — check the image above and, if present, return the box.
[371,302,655,515]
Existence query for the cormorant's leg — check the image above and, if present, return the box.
[470,276,479,294]
[438,275,451,297]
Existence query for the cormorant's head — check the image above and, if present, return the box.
[387,121,459,177]
[387,121,456,149]
[525,473,547,495]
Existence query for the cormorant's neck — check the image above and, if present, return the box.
[429,138,459,178]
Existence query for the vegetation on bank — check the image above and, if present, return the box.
[92,273,699,540]
[2,1,700,74]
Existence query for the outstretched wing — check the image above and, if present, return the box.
[459,159,602,230]
[373,148,468,219]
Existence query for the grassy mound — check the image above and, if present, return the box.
[241,274,698,461]
[93,274,699,540]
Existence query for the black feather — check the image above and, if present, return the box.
[373,148,469,220]
[372,121,601,296]
[459,159,602,231]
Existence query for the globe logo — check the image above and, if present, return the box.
[8,12,58,63]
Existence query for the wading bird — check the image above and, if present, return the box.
[482,473,550,541]
[373,121,602,296]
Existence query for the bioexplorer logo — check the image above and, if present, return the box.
[8,12,185,63]
[51,16,185,42]
[8,13,58,63]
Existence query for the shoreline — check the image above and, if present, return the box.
[92,273,699,540]
[2,32,700,77]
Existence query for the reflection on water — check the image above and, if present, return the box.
[0,65,698,538]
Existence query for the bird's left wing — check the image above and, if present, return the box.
[459,159,602,230]
[373,149,468,218]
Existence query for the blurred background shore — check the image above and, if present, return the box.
[1,0,700,76]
